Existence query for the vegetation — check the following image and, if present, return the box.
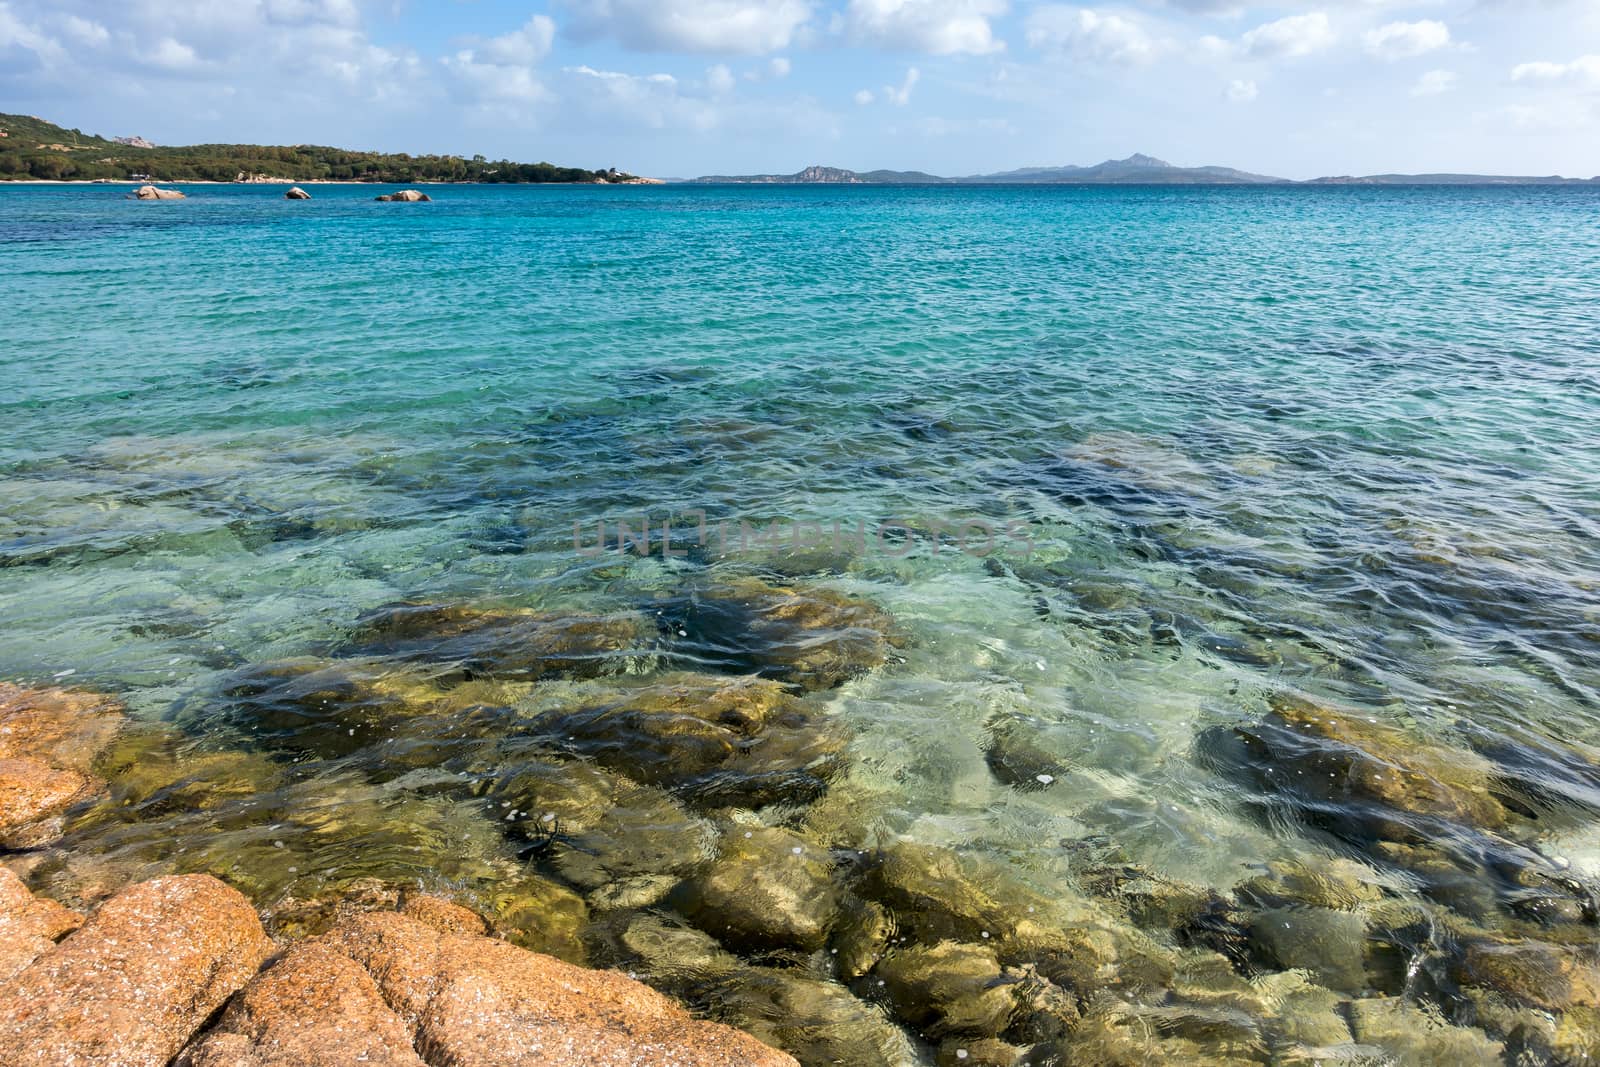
[0,113,635,184]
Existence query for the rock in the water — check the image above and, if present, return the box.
[983,712,1069,791]
[284,186,311,200]
[1236,692,1511,837]
[0,875,271,1067]
[0,867,82,985]
[1347,996,1505,1067]
[859,842,1020,945]
[0,683,124,848]
[594,910,920,1065]
[527,672,849,809]
[712,966,922,1066]
[1247,906,1368,993]
[673,826,840,951]
[344,602,648,681]
[489,755,718,890]
[374,189,431,202]
[481,875,590,963]
[873,940,1023,1038]
[132,184,185,200]
[657,577,898,691]
[1451,936,1600,1013]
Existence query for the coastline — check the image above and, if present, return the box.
[0,177,666,186]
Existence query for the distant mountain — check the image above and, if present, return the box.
[686,154,1600,186]
[960,154,1286,185]
[689,154,1286,185]
[688,164,947,184]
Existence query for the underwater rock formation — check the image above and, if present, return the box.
[342,602,651,682]
[655,577,899,691]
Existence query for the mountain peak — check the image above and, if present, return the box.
[1116,153,1173,169]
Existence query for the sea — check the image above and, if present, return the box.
[3,181,1600,1061]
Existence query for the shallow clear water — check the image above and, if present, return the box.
[4,182,1600,1054]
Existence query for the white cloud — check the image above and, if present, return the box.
[60,14,107,46]
[884,65,921,104]
[769,55,791,77]
[475,16,556,66]
[0,2,65,66]
[844,0,1007,56]
[563,64,721,130]
[1364,20,1450,62]
[1241,12,1334,60]
[1025,7,1162,66]
[144,36,202,71]
[442,18,558,107]
[1226,78,1257,102]
[855,87,875,104]
[2,0,422,100]
[1512,55,1600,89]
[707,62,736,94]
[557,0,812,55]
[1411,69,1455,96]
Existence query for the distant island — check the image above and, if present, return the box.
[689,154,1600,186]
[0,113,647,184]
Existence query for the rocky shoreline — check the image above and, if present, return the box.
[4,573,1600,1065]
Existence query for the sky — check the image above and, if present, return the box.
[2,1,1599,179]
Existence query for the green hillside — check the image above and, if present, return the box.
[0,113,633,184]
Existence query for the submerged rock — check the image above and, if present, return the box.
[874,940,1023,1039]
[0,875,271,1067]
[1036,998,1269,1067]
[656,577,899,691]
[982,711,1069,791]
[526,672,849,810]
[490,757,717,890]
[672,827,840,952]
[712,966,922,1067]
[342,602,649,681]
[1237,856,1386,913]
[1451,935,1600,1014]
[484,874,591,963]
[1220,691,1511,843]
[0,683,125,849]
[858,842,1021,945]
[1247,906,1368,993]
[594,912,918,1066]
[192,657,429,759]
[1347,996,1504,1067]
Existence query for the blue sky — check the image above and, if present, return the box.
[3,1,1599,179]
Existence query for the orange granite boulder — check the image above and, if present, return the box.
[0,683,125,848]
[186,894,798,1067]
[0,874,272,1066]
[0,867,82,984]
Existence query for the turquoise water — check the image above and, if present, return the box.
[5,182,1600,1059]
